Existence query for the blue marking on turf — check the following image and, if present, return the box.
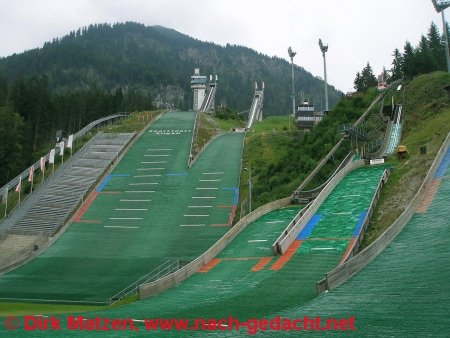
[297,214,322,240]
[353,211,368,237]
[223,187,239,206]
[434,148,450,179]
[166,173,188,177]
[97,174,130,192]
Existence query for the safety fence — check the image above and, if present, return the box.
[271,201,313,255]
[188,111,201,167]
[316,131,450,294]
[335,167,391,265]
[276,160,365,255]
[139,197,291,299]
[110,260,180,304]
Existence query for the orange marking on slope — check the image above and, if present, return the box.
[75,220,101,224]
[269,240,302,270]
[251,257,273,272]
[228,206,236,225]
[339,238,357,266]
[416,179,441,213]
[198,258,221,273]
[74,192,99,222]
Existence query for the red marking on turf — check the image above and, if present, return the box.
[339,238,357,266]
[416,179,441,213]
[74,192,99,222]
[198,258,221,273]
[75,220,101,224]
[269,240,302,270]
[251,257,273,272]
[228,206,236,225]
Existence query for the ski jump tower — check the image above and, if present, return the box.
[246,82,265,129]
[191,68,218,112]
[191,68,207,111]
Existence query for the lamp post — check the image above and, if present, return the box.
[319,38,329,111]
[288,47,297,133]
[432,0,450,72]
[244,163,252,213]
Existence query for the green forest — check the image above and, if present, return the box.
[354,23,450,92]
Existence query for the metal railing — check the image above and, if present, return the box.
[0,113,129,207]
[109,260,180,304]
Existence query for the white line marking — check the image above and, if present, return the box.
[265,221,285,224]
[179,224,206,227]
[134,175,161,177]
[196,187,218,190]
[129,183,158,185]
[184,215,210,217]
[199,179,221,182]
[120,199,151,202]
[104,226,139,229]
[141,161,167,163]
[333,212,352,215]
[125,191,155,193]
[136,168,164,171]
[342,194,361,197]
[114,208,148,211]
[109,217,143,220]
[311,247,336,251]
[248,240,268,242]
[188,206,213,208]
[145,154,170,157]
[147,149,172,151]
[202,172,224,175]
[192,197,216,199]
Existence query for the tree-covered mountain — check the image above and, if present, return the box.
[0,22,341,114]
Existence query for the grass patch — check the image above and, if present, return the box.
[0,302,105,317]
[236,117,297,219]
[361,72,450,247]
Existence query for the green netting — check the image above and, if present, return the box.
[0,112,245,304]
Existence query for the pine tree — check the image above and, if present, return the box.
[354,63,377,93]
[416,35,433,74]
[402,41,417,79]
[353,71,362,92]
[390,48,403,81]
[427,22,445,71]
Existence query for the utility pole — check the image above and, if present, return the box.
[319,39,329,111]
[247,163,252,213]
[288,47,297,133]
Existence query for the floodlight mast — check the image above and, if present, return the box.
[432,0,450,72]
[288,47,297,133]
[319,39,329,112]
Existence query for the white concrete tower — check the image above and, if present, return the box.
[191,68,207,111]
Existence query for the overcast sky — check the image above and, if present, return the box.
[0,0,443,91]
